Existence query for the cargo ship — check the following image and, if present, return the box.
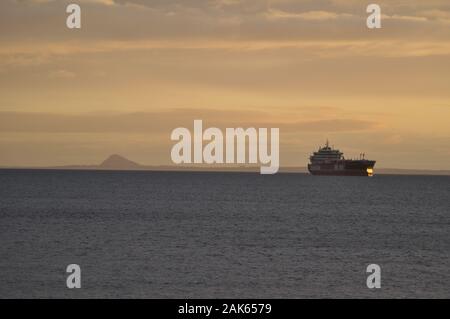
[308,141,376,176]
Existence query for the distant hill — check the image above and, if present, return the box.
[99,154,141,169]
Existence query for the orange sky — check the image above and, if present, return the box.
[0,0,449,169]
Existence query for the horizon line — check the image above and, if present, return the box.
[1,165,450,176]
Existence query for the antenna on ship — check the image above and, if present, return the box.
[326,139,329,148]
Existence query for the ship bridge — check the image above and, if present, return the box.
[310,140,344,162]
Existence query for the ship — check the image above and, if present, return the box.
[308,141,376,176]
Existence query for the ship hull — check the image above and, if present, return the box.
[308,160,376,177]
[308,169,372,176]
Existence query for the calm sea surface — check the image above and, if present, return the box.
[0,169,449,298]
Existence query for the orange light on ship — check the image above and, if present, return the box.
[367,168,374,176]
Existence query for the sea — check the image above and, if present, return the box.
[0,169,449,298]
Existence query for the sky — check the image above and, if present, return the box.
[0,0,449,169]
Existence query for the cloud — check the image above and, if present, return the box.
[266,9,353,21]
[48,69,76,79]
[16,0,116,5]
[4,0,450,44]
[0,110,378,134]
[0,53,50,68]
[282,119,378,132]
[382,14,428,23]
[3,39,450,64]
